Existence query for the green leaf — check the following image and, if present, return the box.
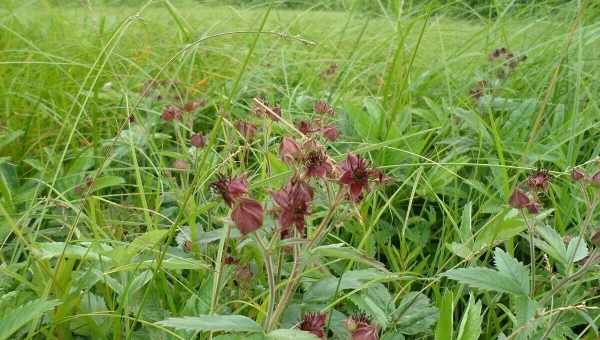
[304,269,397,302]
[566,237,588,263]
[394,292,438,335]
[443,247,529,296]
[456,296,482,340]
[125,229,168,258]
[0,298,62,340]
[493,248,529,296]
[33,242,111,262]
[88,176,125,193]
[312,244,387,271]
[267,329,320,340]
[156,315,262,333]
[435,292,453,340]
[443,268,520,295]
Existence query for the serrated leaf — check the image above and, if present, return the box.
[443,268,521,295]
[304,269,397,302]
[156,315,262,333]
[312,244,387,271]
[456,296,482,340]
[0,298,62,340]
[444,247,529,296]
[125,229,168,259]
[394,292,438,335]
[267,329,320,340]
[493,248,529,295]
[566,237,588,263]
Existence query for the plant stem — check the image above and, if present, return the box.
[267,189,345,330]
[521,210,535,297]
[254,233,276,328]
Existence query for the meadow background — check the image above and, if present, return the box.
[1,0,599,339]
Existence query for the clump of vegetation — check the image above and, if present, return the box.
[0,0,599,339]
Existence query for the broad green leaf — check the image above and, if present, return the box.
[456,296,482,340]
[125,229,168,258]
[312,244,387,271]
[267,329,320,340]
[435,292,453,340]
[566,237,588,263]
[0,298,62,340]
[88,176,125,193]
[304,269,399,302]
[513,295,540,340]
[33,242,111,262]
[214,335,266,340]
[351,293,390,328]
[443,268,522,295]
[394,292,438,335]
[493,248,529,296]
[156,315,262,333]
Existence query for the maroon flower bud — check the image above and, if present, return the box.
[322,124,339,141]
[526,201,541,214]
[344,314,378,340]
[210,174,248,207]
[299,312,327,339]
[224,256,239,265]
[592,170,600,186]
[314,100,335,115]
[235,121,257,140]
[190,133,206,148]
[297,120,314,135]
[571,168,585,181]
[231,198,264,234]
[527,170,551,192]
[279,137,302,163]
[173,159,189,171]
[509,188,530,209]
[162,105,182,121]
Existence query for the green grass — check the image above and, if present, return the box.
[1,0,600,339]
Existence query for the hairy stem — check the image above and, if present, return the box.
[254,233,276,328]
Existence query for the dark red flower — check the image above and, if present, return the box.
[280,137,302,163]
[231,198,263,234]
[314,100,335,115]
[339,154,379,201]
[322,124,339,141]
[592,170,600,186]
[211,174,248,207]
[235,121,257,140]
[190,133,206,148]
[253,98,281,121]
[224,256,239,265]
[298,120,315,135]
[527,170,551,192]
[571,168,585,181]
[299,312,327,339]
[344,314,378,340]
[304,143,333,178]
[162,105,182,121]
[272,178,314,237]
[526,201,541,214]
[509,188,530,209]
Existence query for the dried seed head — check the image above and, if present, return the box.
[162,105,182,121]
[322,124,339,141]
[279,137,302,163]
[235,121,257,140]
[314,100,335,115]
[173,159,189,171]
